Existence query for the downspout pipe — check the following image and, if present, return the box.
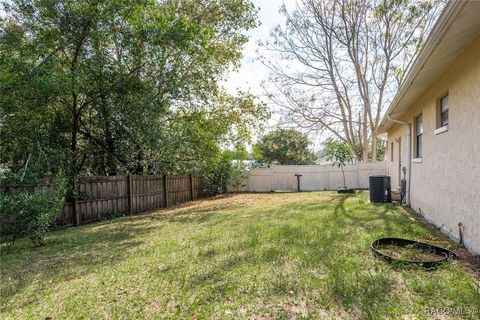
[387,115,411,206]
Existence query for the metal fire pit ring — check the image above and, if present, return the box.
[371,237,459,269]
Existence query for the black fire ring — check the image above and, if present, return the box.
[371,237,459,269]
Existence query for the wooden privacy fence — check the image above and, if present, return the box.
[6,174,205,227]
[229,162,387,192]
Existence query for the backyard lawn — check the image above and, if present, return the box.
[1,192,479,319]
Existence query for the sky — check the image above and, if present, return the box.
[222,0,299,130]
[221,0,332,151]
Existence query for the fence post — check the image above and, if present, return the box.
[326,169,330,191]
[73,180,80,226]
[163,174,169,207]
[356,163,360,189]
[190,174,194,200]
[127,175,133,214]
[271,168,275,192]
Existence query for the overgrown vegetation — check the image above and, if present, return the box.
[1,192,478,319]
[0,0,267,185]
[204,152,246,195]
[0,173,66,246]
[0,0,267,245]
[254,128,317,165]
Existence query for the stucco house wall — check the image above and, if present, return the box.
[386,36,480,254]
[386,124,408,190]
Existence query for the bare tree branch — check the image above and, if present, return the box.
[260,0,444,161]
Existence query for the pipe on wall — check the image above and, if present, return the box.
[387,115,412,206]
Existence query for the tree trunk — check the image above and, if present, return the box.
[100,96,117,175]
[68,121,78,199]
[362,110,369,162]
[67,20,89,201]
[135,148,144,174]
[68,108,79,202]
[371,129,378,162]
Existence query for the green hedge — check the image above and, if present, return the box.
[1,176,66,246]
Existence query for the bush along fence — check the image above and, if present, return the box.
[5,174,205,227]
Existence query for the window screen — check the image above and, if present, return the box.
[440,95,448,127]
[415,114,423,158]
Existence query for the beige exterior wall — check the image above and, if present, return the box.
[386,124,409,190]
[386,36,480,254]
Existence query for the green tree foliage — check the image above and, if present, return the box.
[0,0,268,245]
[0,0,267,187]
[205,151,248,195]
[325,139,353,189]
[0,173,66,246]
[255,129,317,165]
[205,151,233,196]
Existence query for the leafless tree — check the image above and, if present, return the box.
[260,0,444,161]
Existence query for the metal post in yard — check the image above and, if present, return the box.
[294,174,303,192]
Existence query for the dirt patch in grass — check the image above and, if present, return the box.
[376,243,447,262]
[1,192,479,319]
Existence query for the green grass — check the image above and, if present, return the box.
[1,192,479,319]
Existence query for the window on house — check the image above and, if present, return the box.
[390,142,394,162]
[439,94,448,127]
[415,114,423,158]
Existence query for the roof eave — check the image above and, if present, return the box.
[377,0,467,134]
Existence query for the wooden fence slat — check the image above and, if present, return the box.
[127,175,133,214]
[190,174,194,201]
[4,173,205,227]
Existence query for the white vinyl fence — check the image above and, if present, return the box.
[231,162,387,192]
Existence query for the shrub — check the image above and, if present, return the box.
[205,152,247,195]
[227,161,248,192]
[0,174,66,246]
[205,153,232,196]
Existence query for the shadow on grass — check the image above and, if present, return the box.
[242,194,408,316]
[0,222,159,309]
[176,194,405,315]
[3,192,461,319]
[331,193,425,238]
[1,194,246,310]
